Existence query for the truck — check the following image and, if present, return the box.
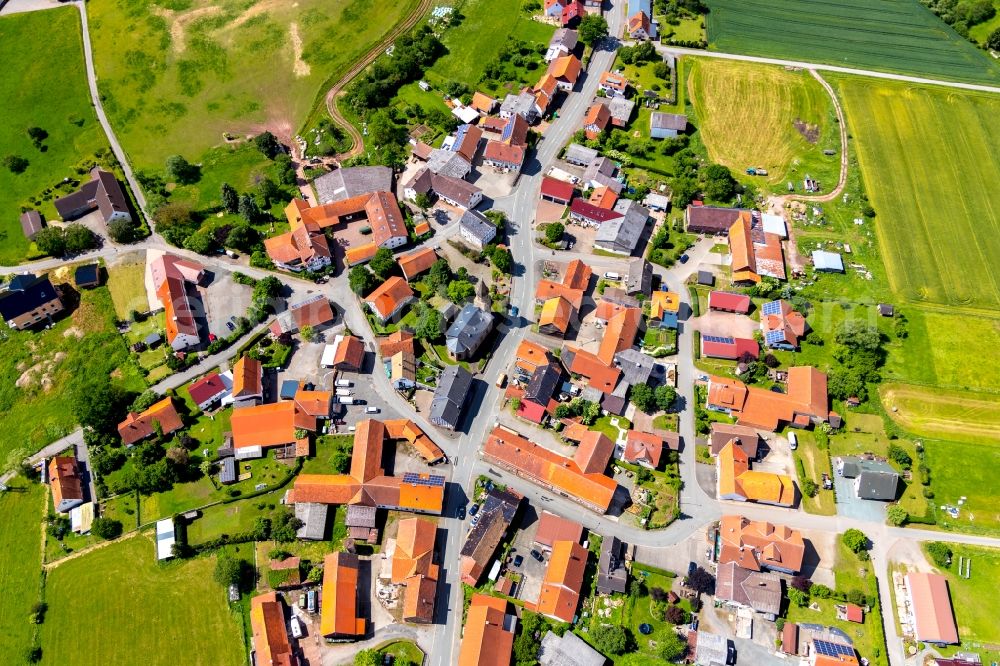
[335,379,352,388]
[335,388,353,397]
[336,397,355,405]
[603,272,621,281]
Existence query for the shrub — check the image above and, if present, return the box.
[926,542,952,568]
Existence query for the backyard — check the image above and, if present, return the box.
[705,0,1000,85]
[922,438,1000,535]
[39,534,244,666]
[0,482,45,663]
[0,7,113,264]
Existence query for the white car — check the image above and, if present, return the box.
[365,406,380,414]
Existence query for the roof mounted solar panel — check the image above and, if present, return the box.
[762,300,782,315]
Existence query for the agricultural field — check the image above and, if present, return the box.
[838,78,1000,311]
[39,534,244,666]
[688,59,841,187]
[704,0,1000,84]
[0,7,112,265]
[87,0,419,170]
[0,276,145,462]
[880,383,1000,446]
[0,482,45,664]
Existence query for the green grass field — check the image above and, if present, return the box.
[0,7,112,265]
[0,482,44,663]
[39,534,243,666]
[688,58,841,186]
[923,438,1000,534]
[705,0,1000,84]
[881,383,1000,446]
[88,0,419,171]
[929,544,1000,645]
[838,79,1000,311]
[0,282,145,462]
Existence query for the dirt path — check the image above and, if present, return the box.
[44,530,144,570]
[289,22,310,77]
[152,5,223,54]
[793,70,849,203]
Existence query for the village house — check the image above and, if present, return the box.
[598,71,629,97]
[266,200,332,272]
[701,335,760,361]
[459,209,498,250]
[728,209,786,284]
[431,365,473,430]
[547,54,582,91]
[545,28,578,62]
[48,456,84,513]
[685,205,751,235]
[54,167,132,225]
[761,299,809,350]
[483,114,530,173]
[149,253,206,351]
[19,210,44,240]
[314,166,393,204]
[391,517,439,624]
[459,487,524,585]
[117,396,184,446]
[365,276,416,323]
[534,540,588,622]
[717,514,805,573]
[540,176,575,206]
[602,95,635,128]
[0,273,64,330]
[597,536,630,595]
[544,0,585,26]
[250,592,298,666]
[649,290,680,328]
[582,102,611,140]
[706,366,830,431]
[715,561,783,619]
[270,295,336,336]
[187,372,228,412]
[708,290,752,314]
[594,199,649,255]
[458,595,517,666]
[320,552,366,641]
[397,247,439,282]
[717,440,795,506]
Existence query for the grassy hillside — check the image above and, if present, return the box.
[40,534,244,666]
[705,0,1000,84]
[0,7,111,265]
[687,58,841,186]
[0,482,44,663]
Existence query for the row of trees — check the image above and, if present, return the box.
[32,224,98,257]
[346,27,444,113]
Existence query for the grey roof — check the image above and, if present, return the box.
[595,199,649,253]
[584,156,617,181]
[20,210,43,238]
[715,561,783,616]
[430,365,473,429]
[431,172,481,208]
[403,167,434,196]
[597,536,628,595]
[427,149,472,179]
[460,487,523,575]
[614,348,659,386]
[812,250,845,272]
[345,504,377,528]
[314,166,393,204]
[643,192,671,210]
[600,287,640,309]
[549,28,579,51]
[857,467,899,501]
[624,259,652,295]
[564,143,598,165]
[500,92,539,119]
[695,631,730,666]
[841,460,860,478]
[0,274,60,321]
[525,362,562,406]
[446,304,493,357]
[603,96,635,124]
[539,631,607,666]
[219,457,236,484]
[459,209,497,244]
[295,502,329,540]
[697,270,715,286]
[650,112,688,131]
[143,331,162,345]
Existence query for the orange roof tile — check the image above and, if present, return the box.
[547,55,582,84]
[232,355,262,399]
[562,259,592,290]
[345,242,378,266]
[599,71,628,92]
[380,329,416,357]
[718,514,806,573]
[413,220,431,236]
[250,592,295,666]
[536,540,587,622]
[289,474,360,504]
[48,456,82,508]
[332,335,365,369]
[597,307,641,365]
[574,431,614,474]
[398,247,438,281]
[588,186,618,209]
[583,102,611,130]
[392,517,438,584]
[320,553,366,638]
[565,347,621,393]
[230,401,299,449]
[299,191,407,248]
[294,390,332,417]
[117,397,184,446]
[471,92,497,113]
[365,276,415,321]
[718,441,795,506]
[459,597,515,666]
[649,291,680,319]
[623,431,664,468]
[351,419,386,482]
[515,339,551,374]
[539,296,574,334]
[534,511,584,549]
[535,280,584,310]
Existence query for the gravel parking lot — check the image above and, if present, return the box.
[201,270,254,340]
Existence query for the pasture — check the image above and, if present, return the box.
[88,0,419,170]
[0,7,110,265]
[688,59,840,186]
[704,0,1000,85]
[880,383,1000,446]
[839,79,1000,311]
[924,438,1000,534]
[0,482,44,663]
[39,534,243,666]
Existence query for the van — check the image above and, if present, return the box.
[290,617,303,639]
[788,432,798,450]
[603,272,621,280]
[335,388,353,397]
[335,379,352,388]
[365,406,380,414]
[496,373,507,389]
[337,397,355,405]
[306,590,316,613]
[226,250,239,259]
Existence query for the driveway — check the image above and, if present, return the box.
[833,473,887,523]
[201,270,254,340]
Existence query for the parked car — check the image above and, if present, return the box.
[510,306,519,317]
[513,554,524,568]
[226,321,236,331]
[469,504,479,516]
[496,373,507,389]
[365,406,380,414]
[530,549,543,562]
[457,505,466,520]
[679,254,689,263]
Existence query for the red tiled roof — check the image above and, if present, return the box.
[187,372,226,407]
[117,397,183,445]
[570,198,623,224]
[540,176,575,202]
[708,291,751,313]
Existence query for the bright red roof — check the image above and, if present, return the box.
[708,291,752,313]
[540,176,575,202]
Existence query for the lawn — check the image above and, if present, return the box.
[185,490,285,546]
[688,58,841,187]
[923,438,1000,535]
[0,282,145,462]
[789,429,835,516]
[590,416,632,442]
[0,7,113,265]
[88,0,420,172]
[838,78,1000,312]
[880,383,1000,446]
[588,565,682,663]
[704,0,1000,85]
[0,481,44,663]
[39,533,243,666]
[379,640,425,664]
[106,253,150,319]
[929,544,1000,645]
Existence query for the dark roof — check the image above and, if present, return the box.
[20,210,44,239]
[430,365,473,428]
[459,209,497,243]
[715,561,782,615]
[614,348,658,387]
[525,362,562,406]
[597,536,628,595]
[857,469,899,500]
[686,205,749,234]
[446,305,493,357]
[624,259,652,295]
[74,264,100,287]
[280,380,299,400]
[54,180,100,219]
[570,198,623,223]
[144,332,162,345]
[219,457,237,484]
[460,487,523,584]
[697,271,715,286]
[595,199,648,252]
[314,166,393,204]
[0,274,60,321]
[54,169,129,222]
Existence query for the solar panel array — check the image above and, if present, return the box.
[765,330,787,345]
[813,640,854,659]
[402,473,445,487]
[501,119,515,142]
[761,300,782,316]
[703,335,735,344]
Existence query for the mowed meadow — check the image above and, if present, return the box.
[705,0,1000,85]
[687,59,841,186]
[88,0,420,170]
[39,535,244,666]
[0,483,44,664]
[838,79,1000,312]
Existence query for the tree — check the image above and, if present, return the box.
[427,259,451,290]
[91,517,123,540]
[26,126,48,149]
[33,227,67,257]
[253,275,283,300]
[2,154,29,174]
[988,26,1000,50]
[415,306,444,341]
[489,246,512,273]
[166,447,190,466]
[369,247,395,279]
[656,630,687,661]
[669,175,699,207]
[214,556,244,588]
[349,266,377,295]
[183,230,215,255]
[788,587,809,607]
[702,163,737,201]
[256,177,281,207]
[253,131,282,159]
[72,378,124,433]
[927,542,952,567]
[887,443,912,470]
[414,192,432,211]
[664,604,688,625]
[790,575,811,592]
[802,479,818,498]
[107,218,140,243]
[630,384,655,412]
[654,385,677,412]
[225,222,258,252]
[842,528,869,556]
[447,279,475,302]
[130,391,160,413]
[887,505,908,527]
[63,224,96,254]
[578,13,609,44]
[592,625,631,655]
[685,566,714,594]
[544,222,564,243]
[353,650,382,666]
[221,183,239,214]
[239,193,263,225]
[165,154,199,184]
[836,320,881,353]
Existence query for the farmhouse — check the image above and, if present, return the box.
[623,431,667,469]
[499,91,541,123]
[54,167,131,225]
[267,200,333,272]
[517,361,563,423]
[0,273,64,330]
[594,199,649,255]
[426,148,473,180]
[149,254,205,350]
[535,540,588,622]
[717,440,795,506]
[320,552,366,641]
[48,456,84,513]
[402,168,483,210]
[458,595,517,666]
[905,572,959,645]
[538,296,577,337]
[627,6,658,40]
[533,511,584,552]
[470,92,498,114]
[117,397,184,446]
[650,112,688,138]
[838,457,900,501]
[250,592,296,666]
[709,423,761,457]
[582,156,623,192]
[430,365,473,430]
[482,426,618,513]
[761,299,808,350]
[569,198,622,227]
[459,210,499,250]
[706,366,830,431]
[229,392,333,457]
[397,247,439,281]
[483,114,530,173]
[718,514,805,573]
[686,205,751,235]
[582,102,611,140]
[327,334,365,371]
[391,517,439,624]
[387,350,417,390]
[459,487,524,585]
[589,185,619,210]
[365,276,415,323]
[728,209,786,283]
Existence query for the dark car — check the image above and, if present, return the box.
[530,549,543,562]
[457,505,466,520]
[679,254,689,263]
[469,504,479,517]
[226,321,236,331]
[726,641,736,665]
[510,306,519,317]
[513,554,524,568]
